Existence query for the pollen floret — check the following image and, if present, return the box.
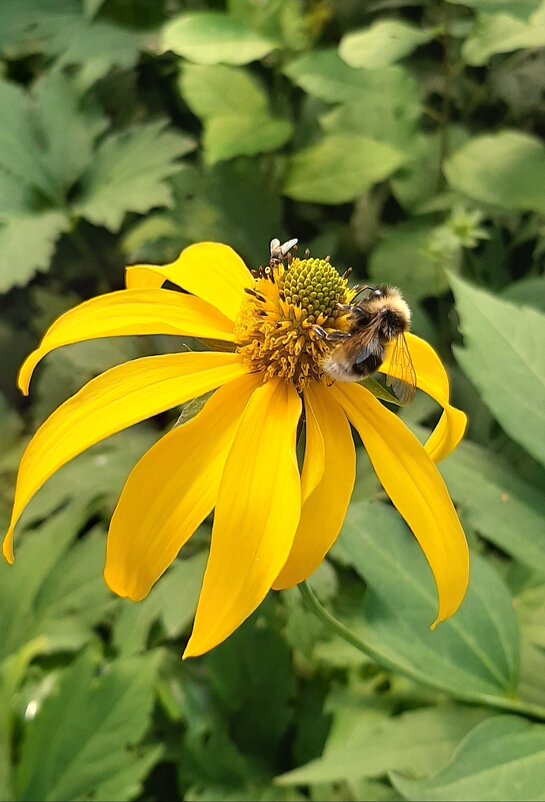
[234,255,354,390]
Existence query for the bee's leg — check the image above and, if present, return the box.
[313,325,350,342]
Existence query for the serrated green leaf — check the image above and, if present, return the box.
[450,274,545,466]
[392,715,545,801]
[75,121,193,230]
[339,20,433,69]
[278,706,489,785]
[340,501,519,698]
[283,135,405,204]
[162,12,277,65]
[0,212,69,292]
[123,160,283,268]
[444,132,545,214]
[15,648,161,801]
[463,5,545,65]
[435,435,545,575]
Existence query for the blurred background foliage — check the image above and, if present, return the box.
[1,0,545,800]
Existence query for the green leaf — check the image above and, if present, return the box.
[161,12,277,65]
[112,550,208,657]
[229,0,311,51]
[391,127,469,211]
[340,501,519,698]
[444,131,545,214]
[0,504,113,662]
[75,121,193,231]
[0,212,69,292]
[463,6,545,65]
[339,20,433,69]
[319,71,419,154]
[123,160,283,269]
[205,613,296,756]
[450,274,545,467]
[368,223,448,303]
[180,64,292,164]
[502,277,545,312]
[15,648,161,801]
[284,49,415,105]
[446,0,541,17]
[278,706,489,785]
[204,115,292,164]
[282,135,405,204]
[436,436,545,575]
[392,715,545,801]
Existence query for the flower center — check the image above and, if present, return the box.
[234,254,354,390]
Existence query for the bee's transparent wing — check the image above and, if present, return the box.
[385,334,417,405]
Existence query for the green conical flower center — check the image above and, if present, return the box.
[234,254,354,390]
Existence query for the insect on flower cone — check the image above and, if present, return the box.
[3,239,469,657]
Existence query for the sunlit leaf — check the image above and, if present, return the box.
[339,20,433,69]
[162,12,277,65]
[283,135,405,204]
[444,131,545,214]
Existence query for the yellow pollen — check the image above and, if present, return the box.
[234,256,354,391]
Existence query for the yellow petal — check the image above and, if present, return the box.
[105,372,261,601]
[331,381,469,626]
[380,333,467,462]
[3,352,247,564]
[184,378,302,658]
[273,381,356,589]
[19,288,235,395]
[126,242,253,322]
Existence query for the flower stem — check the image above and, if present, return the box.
[299,581,545,722]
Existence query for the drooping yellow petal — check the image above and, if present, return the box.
[380,333,467,462]
[3,352,247,564]
[331,381,469,626]
[126,242,253,322]
[19,288,235,395]
[184,378,302,658]
[105,372,261,601]
[273,381,356,589]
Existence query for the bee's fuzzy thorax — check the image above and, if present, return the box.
[365,287,411,331]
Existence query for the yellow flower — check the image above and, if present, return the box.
[3,242,469,657]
